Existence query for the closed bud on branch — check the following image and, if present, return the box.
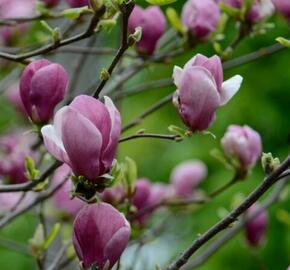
[128,5,166,55]
[221,125,262,171]
[20,59,69,124]
[245,203,268,246]
[181,0,221,39]
[170,160,207,198]
[173,54,243,131]
[72,203,131,269]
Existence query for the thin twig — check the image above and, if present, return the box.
[119,133,181,143]
[93,1,134,98]
[0,178,67,229]
[0,8,105,63]
[164,155,290,270]
[0,160,62,193]
[47,241,72,270]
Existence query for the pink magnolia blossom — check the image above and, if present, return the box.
[181,0,221,38]
[171,160,207,198]
[72,203,131,269]
[129,5,166,55]
[173,54,243,131]
[245,203,268,246]
[221,125,262,169]
[66,0,88,8]
[41,95,121,182]
[272,0,290,18]
[20,59,69,124]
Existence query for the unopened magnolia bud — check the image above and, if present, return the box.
[261,153,280,174]
[170,160,207,198]
[128,5,166,55]
[20,59,68,124]
[221,125,262,170]
[72,203,131,269]
[181,0,221,38]
[245,203,268,247]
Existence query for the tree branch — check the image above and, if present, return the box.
[0,161,62,193]
[93,1,134,98]
[182,178,288,270]
[119,133,181,143]
[164,155,290,270]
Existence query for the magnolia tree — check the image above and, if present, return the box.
[0,0,289,269]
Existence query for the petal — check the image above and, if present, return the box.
[41,124,70,165]
[178,66,220,131]
[30,64,68,122]
[61,107,103,180]
[220,75,243,106]
[173,66,183,87]
[100,96,121,173]
[70,95,111,148]
[104,226,131,268]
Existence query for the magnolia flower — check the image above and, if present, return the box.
[20,59,68,124]
[245,203,268,246]
[171,160,207,198]
[221,125,262,169]
[173,54,243,131]
[272,0,290,18]
[72,203,131,269]
[129,5,166,55]
[41,95,121,182]
[6,82,26,115]
[181,0,221,38]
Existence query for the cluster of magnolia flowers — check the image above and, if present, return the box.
[0,0,289,269]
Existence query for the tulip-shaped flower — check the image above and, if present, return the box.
[52,164,85,217]
[173,54,243,131]
[171,160,207,198]
[66,0,88,7]
[221,125,262,170]
[181,0,220,38]
[41,95,121,183]
[20,59,68,124]
[129,5,166,55]
[272,0,290,18]
[42,0,60,7]
[245,203,268,246]
[72,203,131,269]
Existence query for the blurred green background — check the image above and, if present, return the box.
[0,0,289,269]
